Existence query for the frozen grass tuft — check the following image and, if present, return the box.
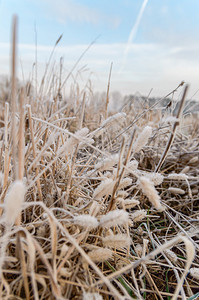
[4,180,25,226]
[99,210,129,228]
[73,214,99,229]
[102,234,131,249]
[132,125,152,154]
[189,267,199,280]
[138,176,164,211]
[87,248,113,263]
[0,33,198,299]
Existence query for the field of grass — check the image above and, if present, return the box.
[0,17,199,300]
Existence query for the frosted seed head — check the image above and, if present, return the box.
[101,112,126,127]
[60,244,69,258]
[128,160,139,171]
[95,154,119,172]
[189,267,199,280]
[60,267,72,278]
[116,197,125,207]
[102,234,131,249]
[118,177,132,189]
[181,166,190,174]
[130,210,147,222]
[164,249,178,263]
[87,248,112,263]
[124,160,139,176]
[138,176,163,211]
[73,215,99,229]
[135,244,143,257]
[123,199,140,209]
[100,210,129,228]
[116,190,129,199]
[4,180,26,226]
[189,156,198,164]
[168,187,185,195]
[168,173,188,181]
[93,178,115,200]
[146,173,164,186]
[83,292,103,300]
[163,116,179,124]
[133,126,152,153]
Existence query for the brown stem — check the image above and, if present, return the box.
[155,84,189,173]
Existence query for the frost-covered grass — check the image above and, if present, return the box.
[0,76,198,300]
[0,18,199,300]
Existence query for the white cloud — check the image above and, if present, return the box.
[38,0,120,27]
[43,0,100,24]
[1,41,199,100]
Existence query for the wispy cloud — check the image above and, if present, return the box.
[1,41,199,99]
[43,0,100,24]
[39,0,120,27]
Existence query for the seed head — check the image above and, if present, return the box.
[102,234,131,249]
[164,249,178,263]
[147,173,164,186]
[100,210,129,228]
[189,267,199,280]
[73,215,99,229]
[133,126,152,153]
[95,154,119,172]
[131,209,147,222]
[138,176,163,211]
[93,178,115,200]
[87,248,112,262]
[83,292,103,300]
[4,180,25,226]
[101,112,126,127]
[168,173,188,181]
[168,187,185,195]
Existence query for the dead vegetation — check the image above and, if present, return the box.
[0,16,198,300]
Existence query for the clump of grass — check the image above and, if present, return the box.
[0,16,198,300]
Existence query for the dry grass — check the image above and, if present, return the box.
[0,16,199,300]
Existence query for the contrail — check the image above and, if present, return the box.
[119,0,149,73]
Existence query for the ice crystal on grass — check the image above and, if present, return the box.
[189,267,199,280]
[101,112,126,127]
[117,198,140,209]
[93,178,115,200]
[138,176,163,211]
[83,292,103,300]
[100,210,129,228]
[87,248,112,262]
[95,154,119,172]
[118,177,132,189]
[4,180,25,226]
[168,173,188,180]
[133,126,152,153]
[131,209,147,222]
[168,187,185,195]
[102,234,131,249]
[0,46,197,299]
[164,249,178,263]
[73,215,99,229]
[146,173,164,186]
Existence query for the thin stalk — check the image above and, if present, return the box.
[27,105,43,200]
[11,15,18,180]
[105,62,113,119]
[155,85,189,172]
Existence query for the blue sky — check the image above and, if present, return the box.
[0,0,199,99]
